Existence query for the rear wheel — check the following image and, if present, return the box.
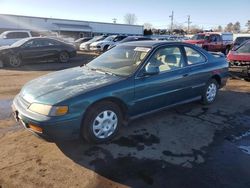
[59,51,69,63]
[201,79,218,105]
[81,101,122,144]
[8,55,22,67]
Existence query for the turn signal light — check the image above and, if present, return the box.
[29,124,43,133]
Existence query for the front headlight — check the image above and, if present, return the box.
[28,103,68,116]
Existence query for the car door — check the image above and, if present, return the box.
[20,39,57,62]
[182,45,210,98]
[132,45,192,115]
[208,34,217,51]
[213,35,223,51]
[19,39,42,61]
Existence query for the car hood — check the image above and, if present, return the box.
[20,67,122,104]
[185,40,204,44]
[90,40,111,46]
[0,45,14,51]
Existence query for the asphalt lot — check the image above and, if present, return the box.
[0,53,250,188]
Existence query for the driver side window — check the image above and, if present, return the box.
[147,46,183,73]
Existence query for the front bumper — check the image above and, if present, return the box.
[89,46,102,51]
[12,95,83,141]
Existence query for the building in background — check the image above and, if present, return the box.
[0,14,143,40]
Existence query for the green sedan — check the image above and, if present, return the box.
[12,41,228,143]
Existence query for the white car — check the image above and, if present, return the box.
[90,35,127,52]
[0,30,33,46]
[79,35,107,51]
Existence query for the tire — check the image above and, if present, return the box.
[224,46,230,55]
[59,51,69,63]
[81,101,123,144]
[8,54,22,67]
[103,45,109,52]
[201,79,219,105]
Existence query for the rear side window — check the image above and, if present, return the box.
[184,46,206,65]
[6,32,29,39]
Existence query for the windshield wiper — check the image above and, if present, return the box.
[85,65,118,76]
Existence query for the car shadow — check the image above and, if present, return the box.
[55,90,250,187]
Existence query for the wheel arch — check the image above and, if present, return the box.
[211,74,221,86]
[82,96,129,124]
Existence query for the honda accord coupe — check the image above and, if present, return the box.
[12,41,228,143]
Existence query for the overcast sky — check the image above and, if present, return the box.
[0,0,249,29]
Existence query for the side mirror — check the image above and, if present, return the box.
[144,62,160,75]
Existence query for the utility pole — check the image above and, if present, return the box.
[169,11,174,34]
[187,15,192,34]
[112,18,117,24]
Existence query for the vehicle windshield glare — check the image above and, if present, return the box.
[104,36,115,41]
[87,45,151,76]
[191,34,205,40]
[236,42,250,53]
[11,38,30,47]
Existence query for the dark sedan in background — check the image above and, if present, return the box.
[0,37,77,67]
[12,41,228,143]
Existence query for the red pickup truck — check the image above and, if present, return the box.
[185,32,233,54]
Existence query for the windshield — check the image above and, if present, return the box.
[87,45,151,76]
[235,37,250,45]
[236,42,250,53]
[104,36,115,41]
[191,34,205,40]
[11,38,30,47]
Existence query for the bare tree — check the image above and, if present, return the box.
[246,20,250,32]
[124,13,137,25]
[144,23,153,30]
[189,25,202,34]
[233,21,241,33]
[217,25,223,32]
[225,22,233,32]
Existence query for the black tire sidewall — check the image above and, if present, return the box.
[202,79,218,105]
[8,55,22,67]
[82,101,122,144]
[59,51,69,63]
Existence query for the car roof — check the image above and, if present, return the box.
[119,40,185,48]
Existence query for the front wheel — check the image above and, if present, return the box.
[201,79,218,105]
[81,101,122,144]
[8,55,22,67]
[59,51,69,63]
